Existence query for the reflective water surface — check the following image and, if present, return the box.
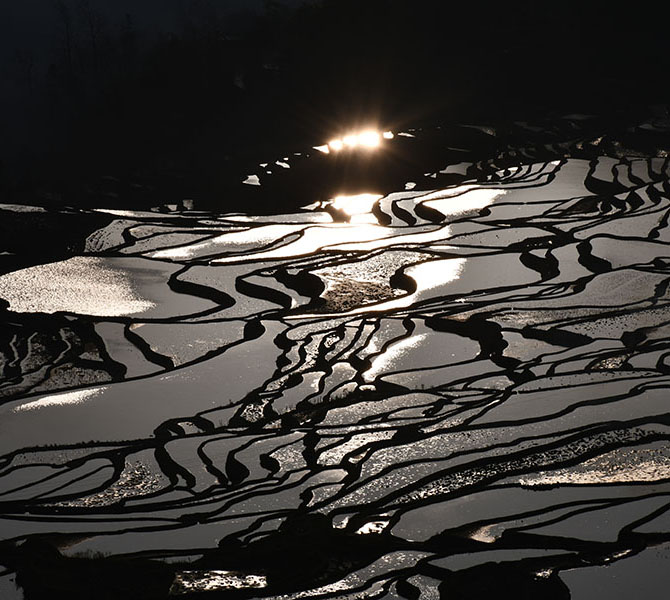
[1,114,670,599]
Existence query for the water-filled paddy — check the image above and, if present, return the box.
[1,114,670,598]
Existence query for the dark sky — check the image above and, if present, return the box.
[2,0,274,39]
[0,1,306,154]
[0,1,303,76]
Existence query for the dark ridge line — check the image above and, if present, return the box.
[417,422,666,479]
[28,463,117,506]
[464,380,670,432]
[391,201,418,226]
[323,422,670,512]
[510,491,670,536]
[123,324,174,371]
[235,275,293,310]
[361,428,670,517]
[413,201,447,223]
[577,240,612,275]
[620,499,670,537]
[168,265,235,310]
[372,199,393,226]
[104,226,227,255]
[0,317,262,404]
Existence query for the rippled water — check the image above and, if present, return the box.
[1,114,670,598]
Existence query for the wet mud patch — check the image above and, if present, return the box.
[310,250,422,313]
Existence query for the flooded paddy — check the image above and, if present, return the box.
[1,113,670,598]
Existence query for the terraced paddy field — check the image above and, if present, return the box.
[1,110,670,599]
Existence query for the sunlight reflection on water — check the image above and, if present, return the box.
[170,571,267,595]
[213,223,393,263]
[151,224,305,260]
[15,388,104,412]
[365,334,428,381]
[420,187,507,216]
[358,257,467,314]
[0,257,157,316]
[329,193,382,215]
[314,129,394,154]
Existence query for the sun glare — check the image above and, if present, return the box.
[330,192,382,216]
[357,130,381,147]
[325,129,394,152]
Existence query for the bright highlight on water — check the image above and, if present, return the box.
[313,129,394,154]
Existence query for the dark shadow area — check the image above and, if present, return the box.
[1,0,668,211]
